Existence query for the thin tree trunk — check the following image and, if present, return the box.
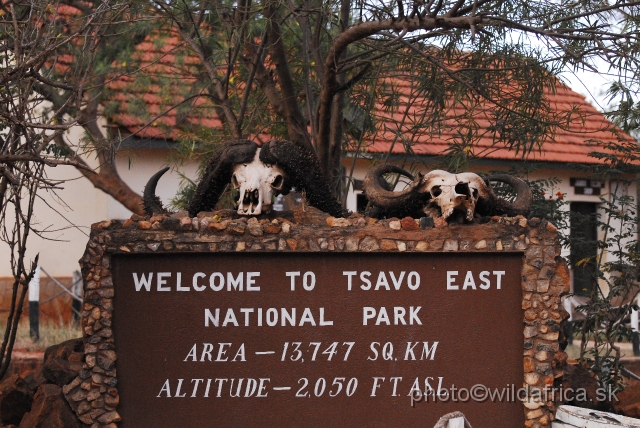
[329,92,345,197]
[263,1,313,152]
[327,0,350,196]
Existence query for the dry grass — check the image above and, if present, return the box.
[0,320,82,352]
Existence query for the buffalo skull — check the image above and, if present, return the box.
[421,170,491,221]
[231,148,286,215]
[363,164,532,221]
[143,140,347,218]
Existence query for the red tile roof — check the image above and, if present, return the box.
[353,79,634,164]
[105,29,636,164]
[104,29,223,140]
[105,29,273,142]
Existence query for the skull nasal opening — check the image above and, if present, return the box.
[455,182,471,198]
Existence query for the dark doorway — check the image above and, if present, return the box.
[570,202,598,296]
[356,193,369,214]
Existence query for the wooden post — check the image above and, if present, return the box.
[632,295,640,356]
[72,270,82,322]
[28,265,40,341]
[563,296,574,345]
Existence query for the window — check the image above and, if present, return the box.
[569,202,598,296]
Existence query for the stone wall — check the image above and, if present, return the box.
[68,208,570,428]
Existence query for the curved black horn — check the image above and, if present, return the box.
[481,174,532,217]
[363,164,427,214]
[143,167,170,216]
[259,140,347,218]
[186,140,259,216]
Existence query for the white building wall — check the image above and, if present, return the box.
[107,149,199,220]
[0,132,199,277]
[0,125,106,278]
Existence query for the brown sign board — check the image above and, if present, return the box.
[112,252,524,427]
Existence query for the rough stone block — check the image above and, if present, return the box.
[380,239,397,251]
[0,375,32,426]
[359,237,379,251]
[443,240,458,251]
[20,384,81,428]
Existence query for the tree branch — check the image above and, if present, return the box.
[317,14,480,177]
[238,29,268,134]
[240,46,287,119]
[66,113,145,215]
[179,29,241,136]
[263,0,313,150]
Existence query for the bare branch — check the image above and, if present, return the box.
[263,0,313,150]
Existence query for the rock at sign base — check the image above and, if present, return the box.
[39,338,84,388]
[0,375,32,426]
[615,381,640,417]
[42,358,82,388]
[44,338,83,362]
[19,384,81,428]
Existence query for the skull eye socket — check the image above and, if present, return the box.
[455,182,471,198]
[431,185,442,197]
[231,174,240,189]
[272,175,284,189]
